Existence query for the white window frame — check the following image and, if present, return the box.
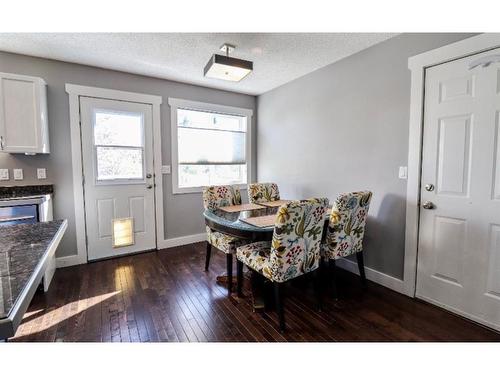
[92,107,147,185]
[168,97,253,194]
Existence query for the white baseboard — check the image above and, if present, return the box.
[56,254,86,268]
[157,232,206,250]
[335,257,405,295]
[55,233,206,268]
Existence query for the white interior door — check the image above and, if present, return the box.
[417,47,500,331]
[80,97,156,261]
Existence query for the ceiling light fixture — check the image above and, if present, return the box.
[204,43,253,82]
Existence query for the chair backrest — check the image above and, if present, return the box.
[325,191,372,260]
[248,182,280,204]
[267,198,329,283]
[202,185,242,210]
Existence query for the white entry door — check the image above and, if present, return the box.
[80,97,156,261]
[417,47,500,330]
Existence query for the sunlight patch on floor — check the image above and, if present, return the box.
[15,291,120,338]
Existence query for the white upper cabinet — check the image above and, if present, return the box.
[0,72,50,154]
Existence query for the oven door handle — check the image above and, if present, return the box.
[0,215,36,222]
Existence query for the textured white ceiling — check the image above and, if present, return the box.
[0,33,396,95]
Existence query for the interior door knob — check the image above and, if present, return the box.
[422,201,435,209]
[146,184,153,189]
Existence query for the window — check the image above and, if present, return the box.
[169,98,253,194]
[93,110,145,182]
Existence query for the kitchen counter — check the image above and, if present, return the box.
[0,219,67,340]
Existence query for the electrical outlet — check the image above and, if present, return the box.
[13,169,23,180]
[0,169,9,181]
[37,168,47,180]
[398,166,408,180]
[161,165,171,174]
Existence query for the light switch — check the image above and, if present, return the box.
[0,169,9,181]
[161,165,171,174]
[37,168,47,180]
[13,169,23,180]
[398,166,408,180]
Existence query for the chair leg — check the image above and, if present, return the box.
[356,251,367,286]
[226,253,233,296]
[274,283,286,333]
[328,259,338,299]
[204,242,212,271]
[236,259,244,297]
[313,269,322,312]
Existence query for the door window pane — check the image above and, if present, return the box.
[96,147,143,180]
[94,111,144,147]
[93,109,146,182]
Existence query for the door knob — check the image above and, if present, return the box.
[422,201,435,209]
[146,184,153,189]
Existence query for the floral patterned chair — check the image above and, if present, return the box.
[203,185,247,296]
[247,182,280,204]
[322,191,372,298]
[236,198,329,332]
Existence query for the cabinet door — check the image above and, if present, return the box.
[0,74,49,154]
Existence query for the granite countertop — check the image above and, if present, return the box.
[0,220,65,319]
[0,185,54,200]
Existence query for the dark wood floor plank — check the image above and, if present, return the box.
[181,248,281,342]
[11,242,500,342]
[179,253,260,342]
[165,258,233,342]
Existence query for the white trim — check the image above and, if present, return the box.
[0,71,46,85]
[168,97,253,194]
[158,232,206,249]
[167,97,253,118]
[65,84,162,105]
[405,33,500,297]
[66,90,88,266]
[336,258,405,295]
[65,84,164,264]
[56,254,85,268]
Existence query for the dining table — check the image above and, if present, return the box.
[203,201,331,309]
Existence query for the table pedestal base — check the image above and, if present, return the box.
[215,275,237,285]
[215,272,265,311]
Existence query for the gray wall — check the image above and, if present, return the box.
[0,52,256,258]
[257,33,476,279]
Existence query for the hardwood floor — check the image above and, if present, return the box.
[11,242,500,342]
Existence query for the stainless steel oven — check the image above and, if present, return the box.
[0,195,52,227]
[0,204,38,226]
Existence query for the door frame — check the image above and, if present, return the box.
[65,84,164,265]
[404,33,500,297]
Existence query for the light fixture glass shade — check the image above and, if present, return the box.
[204,54,253,82]
[112,218,134,248]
